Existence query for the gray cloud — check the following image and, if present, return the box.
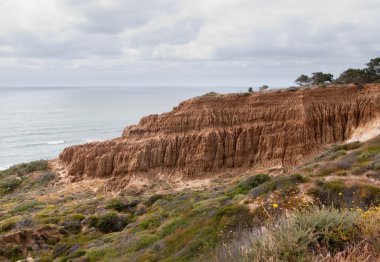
[0,0,379,87]
[74,0,178,35]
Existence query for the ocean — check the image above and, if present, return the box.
[0,86,245,169]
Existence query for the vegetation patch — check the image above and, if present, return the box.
[227,174,270,198]
[210,207,359,261]
[96,212,129,233]
[312,180,380,209]
[250,174,307,198]
[0,178,22,195]
[0,160,48,177]
[34,171,56,185]
[12,200,43,214]
[105,198,128,212]
[145,194,173,206]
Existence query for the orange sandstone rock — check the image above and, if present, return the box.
[59,84,380,181]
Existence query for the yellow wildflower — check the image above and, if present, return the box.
[272,203,278,208]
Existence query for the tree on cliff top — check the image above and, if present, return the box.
[336,68,369,85]
[295,74,311,86]
[310,72,334,85]
[366,57,380,82]
[294,72,333,86]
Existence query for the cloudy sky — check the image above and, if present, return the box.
[0,0,379,87]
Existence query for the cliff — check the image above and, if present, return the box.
[59,84,380,181]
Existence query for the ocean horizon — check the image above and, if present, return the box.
[0,86,246,169]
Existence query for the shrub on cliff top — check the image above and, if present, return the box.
[0,160,48,177]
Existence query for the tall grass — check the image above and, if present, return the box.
[209,207,359,262]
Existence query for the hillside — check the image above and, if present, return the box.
[0,84,379,261]
[0,135,380,261]
[59,84,380,185]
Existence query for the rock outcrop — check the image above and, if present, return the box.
[59,84,380,182]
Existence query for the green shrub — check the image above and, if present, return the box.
[105,198,127,212]
[0,178,22,195]
[0,220,16,233]
[357,152,372,162]
[332,142,362,152]
[211,207,359,261]
[96,212,128,233]
[251,174,307,198]
[61,219,82,234]
[16,216,35,228]
[215,204,255,232]
[145,194,172,206]
[86,249,107,262]
[334,153,356,170]
[35,171,56,185]
[315,165,337,177]
[70,213,86,221]
[203,92,219,96]
[138,216,161,230]
[227,174,271,197]
[0,246,23,261]
[312,181,380,209]
[83,215,98,228]
[12,200,42,213]
[129,234,160,252]
[0,160,48,177]
[159,219,187,237]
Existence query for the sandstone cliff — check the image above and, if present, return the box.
[59,84,380,181]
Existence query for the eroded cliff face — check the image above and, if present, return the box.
[59,84,380,181]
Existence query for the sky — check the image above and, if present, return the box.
[0,0,379,87]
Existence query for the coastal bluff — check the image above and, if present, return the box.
[59,84,380,181]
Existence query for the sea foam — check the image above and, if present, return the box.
[47,141,65,145]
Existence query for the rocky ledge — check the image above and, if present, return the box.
[59,84,380,182]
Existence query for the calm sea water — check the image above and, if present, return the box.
[0,86,245,169]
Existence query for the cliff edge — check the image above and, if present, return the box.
[59,84,380,182]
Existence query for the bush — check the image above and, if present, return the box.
[0,178,22,195]
[211,207,359,261]
[145,194,172,206]
[0,220,16,233]
[251,174,307,198]
[82,215,99,228]
[35,171,56,185]
[203,92,219,96]
[215,204,255,234]
[16,216,35,228]
[0,160,48,177]
[332,142,362,152]
[105,198,127,212]
[335,153,356,170]
[228,174,271,197]
[159,219,187,237]
[0,246,23,261]
[12,200,42,213]
[96,212,128,233]
[312,181,380,209]
[129,234,160,252]
[138,216,161,230]
[61,220,82,234]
